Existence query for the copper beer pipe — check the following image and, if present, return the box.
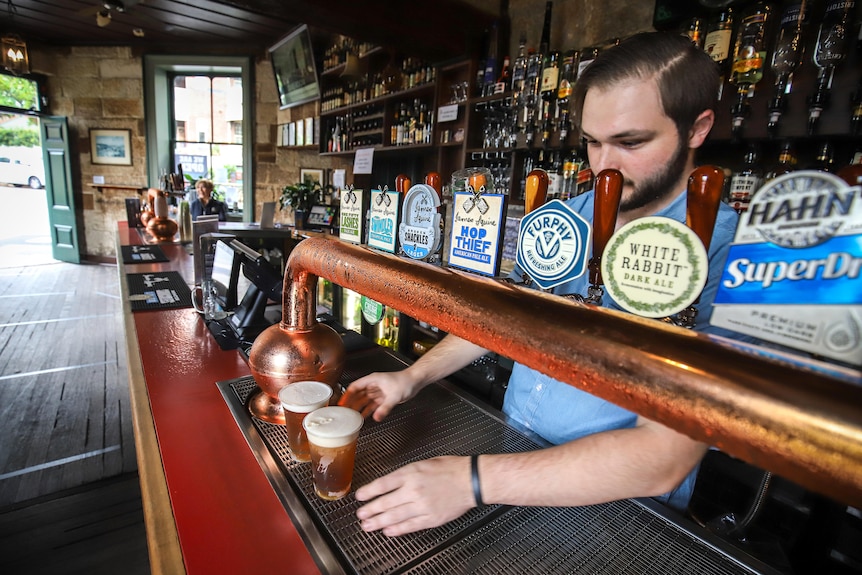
[276,237,862,507]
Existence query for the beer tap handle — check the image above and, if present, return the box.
[589,169,623,287]
[524,169,548,214]
[424,172,442,200]
[686,165,725,253]
[395,174,411,194]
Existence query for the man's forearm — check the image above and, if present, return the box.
[479,418,708,508]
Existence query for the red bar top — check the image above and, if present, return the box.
[119,223,320,574]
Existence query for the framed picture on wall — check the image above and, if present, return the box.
[90,129,132,165]
[300,168,324,186]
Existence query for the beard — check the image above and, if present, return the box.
[618,138,689,213]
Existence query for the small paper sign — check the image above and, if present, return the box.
[437,103,459,123]
[353,148,374,174]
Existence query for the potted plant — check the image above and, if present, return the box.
[279,180,322,229]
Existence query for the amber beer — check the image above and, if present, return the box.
[303,406,364,500]
[278,381,333,463]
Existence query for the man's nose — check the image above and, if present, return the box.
[590,146,619,174]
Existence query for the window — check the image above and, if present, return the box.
[172,74,244,212]
[143,55,253,222]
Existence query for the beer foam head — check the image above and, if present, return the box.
[303,406,363,448]
[278,381,333,414]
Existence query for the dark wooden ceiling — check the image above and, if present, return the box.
[1,0,497,62]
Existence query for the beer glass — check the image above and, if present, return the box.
[278,381,333,463]
[303,406,364,500]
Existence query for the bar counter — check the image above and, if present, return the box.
[118,222,321,575]
[118,221,859,574]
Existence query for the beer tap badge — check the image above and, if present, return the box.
[601,217,708,318]
[449,180,508,276]
[338,185,365,244]
[711,171,862,366]
[516,199,591,289]
[368,186,400,253]
[398,184,442,261]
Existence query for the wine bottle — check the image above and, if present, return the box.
[555,50,577,141]
[494,56,511,95]
[808,141,836,173]
[767,1,808,138]
[540,50,560,146]
[510,33,528,98]
[684,17,706,50]
[704,7,734,100]
[765,140,798,181]
[729,1,773,140]
[728,145,764,214]
[808,0,857,134]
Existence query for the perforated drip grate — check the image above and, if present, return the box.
[221,348,774,575]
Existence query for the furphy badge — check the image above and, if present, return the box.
[602,217,708,318]
[515,199,591,289]
[398,183,442,261]
[711,171,862,365]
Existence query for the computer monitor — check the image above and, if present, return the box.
[225,239,283,343]
[211,239,242,311]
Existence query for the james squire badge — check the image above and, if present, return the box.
[602,216,708,318]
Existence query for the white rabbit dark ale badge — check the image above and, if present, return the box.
[711,171,862,366]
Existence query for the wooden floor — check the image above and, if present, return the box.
[0,249,150,573]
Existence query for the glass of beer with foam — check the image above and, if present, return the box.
[278,381,333,463]
[303,406,364,500]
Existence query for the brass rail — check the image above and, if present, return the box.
[283,237,862,507]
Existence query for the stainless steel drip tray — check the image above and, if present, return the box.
[218,347,777,575]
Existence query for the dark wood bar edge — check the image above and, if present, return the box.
[117,227,185,575]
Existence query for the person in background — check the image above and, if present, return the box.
[339,32,745,537]
[190,179,227,221]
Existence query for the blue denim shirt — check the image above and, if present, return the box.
[504,189,741,512]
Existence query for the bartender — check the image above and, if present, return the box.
[190,178,227,221]
[340,32,746,537]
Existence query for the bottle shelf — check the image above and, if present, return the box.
[320,82,436,117]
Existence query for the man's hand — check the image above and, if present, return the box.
[354,456,476,536]
[338,370,420,421]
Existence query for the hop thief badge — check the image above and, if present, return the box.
[602,217,708,318]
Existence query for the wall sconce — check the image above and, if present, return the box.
[1,34,29,75]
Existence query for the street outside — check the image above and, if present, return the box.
[0,184,55,269]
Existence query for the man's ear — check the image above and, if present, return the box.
[688,110,714,149]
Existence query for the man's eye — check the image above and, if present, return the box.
[621,141,643,148]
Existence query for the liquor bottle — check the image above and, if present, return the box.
[519,150,536,200]
[520,49,543,142]
[560,148,580,200]
[764,140,798,181]
[808,141,836,173]
[727,145,763,214]
[546,150,562,200]
[540,50,561,146]
[575,144,594,197]
[577,46,599,79]
[852,77,862,136]
[494,56,511,94]
[704,7,734,100]
[510,33,528,98]
[809,0,857,134]
[729,1,773,140]
[684,17,705,49]
[483,22,500,97]
[767,1,808,138]
[837,146,862,187]
[555,50,577,142]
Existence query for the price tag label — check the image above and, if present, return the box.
[437,104,459,123]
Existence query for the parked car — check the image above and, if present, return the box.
[0,156,44,188]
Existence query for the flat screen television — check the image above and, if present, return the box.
[269,24,320,110]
